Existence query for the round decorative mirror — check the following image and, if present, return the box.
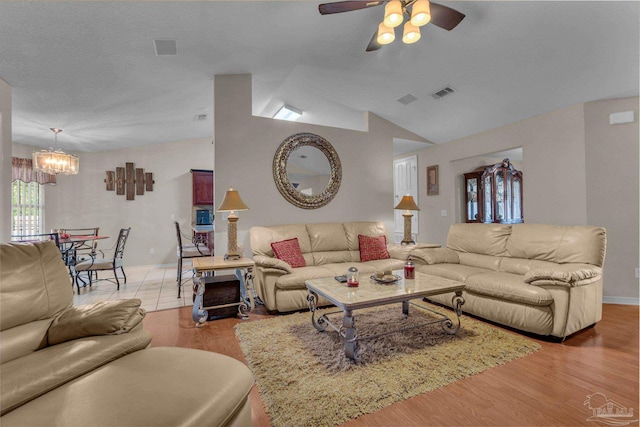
[273,133,342,209]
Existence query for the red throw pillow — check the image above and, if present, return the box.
[359,234,390,262]
[271,238,306,268]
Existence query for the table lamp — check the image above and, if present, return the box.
[217,187,249,260]
[394,194,420,245]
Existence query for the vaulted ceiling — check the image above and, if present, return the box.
[1,1,638,153]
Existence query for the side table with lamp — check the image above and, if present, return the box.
[192,187,255,326]
[394,194,420,245]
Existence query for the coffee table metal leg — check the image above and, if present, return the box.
[342,310,358,360]
[192,276,208,327]
[307,291,328,332]
[441,291,465,334]
[402,300,409,316]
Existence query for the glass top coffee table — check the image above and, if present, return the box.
[305,271,465,360]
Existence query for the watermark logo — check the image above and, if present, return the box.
[584,392,638,426]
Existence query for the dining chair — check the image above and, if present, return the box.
[175,221,211,298]
[59,227,100,280]
[74,228,131,293]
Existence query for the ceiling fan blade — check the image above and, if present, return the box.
[365,30,383,52]
[429,2,465,31]
[319,1,385,15]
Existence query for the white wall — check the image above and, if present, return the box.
[13,138,214,266]
[414,98,638,301]
[584,97,639,302]
[213,74,429,256]
[0,78,11,242]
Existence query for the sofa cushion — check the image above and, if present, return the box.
[446,223,511,256]
[0,347,254,427]
[306,223,349,252]
[47,299,146,346]
[500,257,560,276]
[0,320,52,365]
[465,272,554,306]
[271,238,306,268]
[249,224,312,258]
[343,222,387,251]
[275,266,335,290]
[315,263,377,276]
[0,242,72,332]
[363,258,406,272]
[312,251,353,265]
[415,264,487,283]
[457,252,501,271]
[358,235,390,262]
[506,224,606,267]
[0,324,151,416]
[524,264,602,286]
[410,248,459,265]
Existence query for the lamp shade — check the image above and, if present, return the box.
[402,21,421,44]
[394,195,420,211]
[377,22,395,45]
[383,0,403,28]
[410,0,431,26]
[32,149,79,175]
[217,187,249,212]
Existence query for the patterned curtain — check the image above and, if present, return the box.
[12,157,57,185]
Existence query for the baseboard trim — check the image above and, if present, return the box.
[603,296,639,306]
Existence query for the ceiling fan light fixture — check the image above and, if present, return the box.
[383,0,403,28]
[410,0,431,26]
[377,22,395,45]
[402,21,421,44]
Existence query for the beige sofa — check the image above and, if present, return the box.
[410,223,606,339]
[250,221,422,312]
[1,241,254,426]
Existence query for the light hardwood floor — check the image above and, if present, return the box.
[143,303,639,426]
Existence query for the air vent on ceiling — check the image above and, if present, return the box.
[397,94,418,105]
[194,114,208,121]
[431,86,457,100]
[154,39,177,56]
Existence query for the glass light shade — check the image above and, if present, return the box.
[217,187,249,213]
[32,149,79,175]
[402,21,421,44]
[384,0,403,28]
[410,0,431,26]
[377,22,395,45]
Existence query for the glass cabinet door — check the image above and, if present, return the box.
[463,158,523,224]
[466,178,478,221]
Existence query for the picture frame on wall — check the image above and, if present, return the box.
[427,165,439,196]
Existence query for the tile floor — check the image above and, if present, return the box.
[72,263,195,313]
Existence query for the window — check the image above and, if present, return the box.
[12,180,44,235]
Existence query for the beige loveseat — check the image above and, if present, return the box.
[410,223,606,339]
[1,241,254,426]
[250,222,419,312]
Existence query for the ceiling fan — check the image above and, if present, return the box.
[318,0,465,51]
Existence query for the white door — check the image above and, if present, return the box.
[393,155,419,243]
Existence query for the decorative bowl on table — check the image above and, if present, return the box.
[370,274,401,284]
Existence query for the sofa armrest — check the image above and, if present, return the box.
[524,264,602,287]
[253,255,294,274]
[48,299,146,346]
[410,248,460,265]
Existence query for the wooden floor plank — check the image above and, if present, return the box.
[143,304,639,426]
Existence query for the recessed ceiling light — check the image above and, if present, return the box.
[273,105,302,121]
[154,39,177,56]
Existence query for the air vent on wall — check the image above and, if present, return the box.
[154,39,177,56]
[194,114,208,121]
[397,94,418,105]
[431,85,457,100]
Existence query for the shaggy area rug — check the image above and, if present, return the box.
[235,300,540,427]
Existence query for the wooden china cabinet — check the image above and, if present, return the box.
[191,169,214,249]
[463,159,523,224]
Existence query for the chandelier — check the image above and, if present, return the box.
[377,0,431,45]
[32,128,79,175]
